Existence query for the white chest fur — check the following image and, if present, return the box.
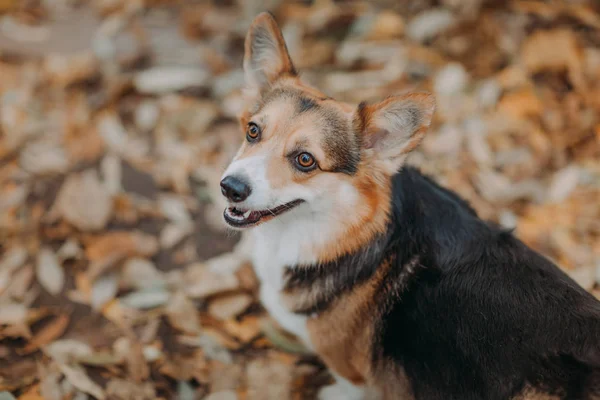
[249,224,313,348]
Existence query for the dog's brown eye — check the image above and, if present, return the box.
[295,152,316,171]
[246,123,260,142]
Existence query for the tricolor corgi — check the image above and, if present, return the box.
[220,12,600,400]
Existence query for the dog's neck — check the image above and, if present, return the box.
[277,169,398,314]
[281,228,394,315]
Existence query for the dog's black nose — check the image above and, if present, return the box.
[220,176,251,203]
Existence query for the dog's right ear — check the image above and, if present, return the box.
[356,93,435,173]
[243,12,296,97]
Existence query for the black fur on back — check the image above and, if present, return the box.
[374,167,600,399]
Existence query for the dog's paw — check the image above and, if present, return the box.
[318,382,364,400]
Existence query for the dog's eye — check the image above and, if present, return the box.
[295,152,316,171]
[246,123,261,142]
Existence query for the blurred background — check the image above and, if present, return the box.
[0,0,598,399]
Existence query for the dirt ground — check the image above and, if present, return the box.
[0,1,599,399]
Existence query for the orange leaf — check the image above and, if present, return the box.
[19,314,70,355]
[18,384,44,400]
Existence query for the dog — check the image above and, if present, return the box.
[219,12,600,400]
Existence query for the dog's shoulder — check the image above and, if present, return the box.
[375,166,600,399]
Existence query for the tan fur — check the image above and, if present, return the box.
[311,165,391,263]
[304,258,416,400]
[513,387,561,400]
[306,260,391,386]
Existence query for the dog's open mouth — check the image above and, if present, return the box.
[223,199,304,228]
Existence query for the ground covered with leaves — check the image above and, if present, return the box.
[0,0,599,399]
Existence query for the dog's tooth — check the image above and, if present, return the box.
[243,210,251,218]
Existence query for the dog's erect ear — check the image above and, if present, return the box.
[356,93,435,171]
[244,12,296,96]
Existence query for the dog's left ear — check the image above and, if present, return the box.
[243,12,296,96]
[356,93,435,172]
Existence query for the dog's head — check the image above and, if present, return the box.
[221,13,434,252]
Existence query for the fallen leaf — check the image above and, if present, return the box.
[223,316,261,343]
[520,29,585,90]
[208,293,253,320]
[133,67,209,94]
[59,364,105,400]
[78,352,122,367]
[1,264,33,300]
[497,88,543,119]
[158,195,192,224]
[126,340,149,383]
[56,240,83,262]
[134,101,160,133]
[0,303,27,325]
[165,291,201,334]
[91,273,119,310]
[547,165,580,203]
[44,339,93,364]
[17,383,44,400]
[209,361,243,392]
[85,231,159,262]
[176,381,196,400]
[53,170,113,231]
[178,333,233,363]
[121,288,170,310]
[19,140,69,176]
[246,355,292,400]
[20,314,70,354]
[259,319,309,355]
[0,247,27,273]
[406,8,456,42]
[105,379,156,400]
[100,153,122,195]
[184,262,239,298]
[160,223,193,249]
[36,248,64,296]
[203,391,237,400]
[121,258,165,290]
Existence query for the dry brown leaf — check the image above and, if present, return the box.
[121,288,170,310]
[121,258,164,290]
[2,265,34,301]
[209,361,243,392]
[520,29,585,90]
[126,340,150,383]
[44,339,93,364]
[44,53,99,88]
[20,314,69,355]
[185,328,239,352]
[53,170,113,231]
[184,262,240,299]
[235,263,259,291]
[204,391,238,400]
[165,291,201,334]
[0,303,27,326]
[19,140,69,176]
[223,316,261,343]
[105,379,156,400]
[208,293,253,321]
[36,248,64,296]
[91,272,119,310]
[18,383,44,400]
[246,354,292,400]
[85,231,159,262]
[59,364,105,400]
[133,67,209,94]
[497,88,543,120]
